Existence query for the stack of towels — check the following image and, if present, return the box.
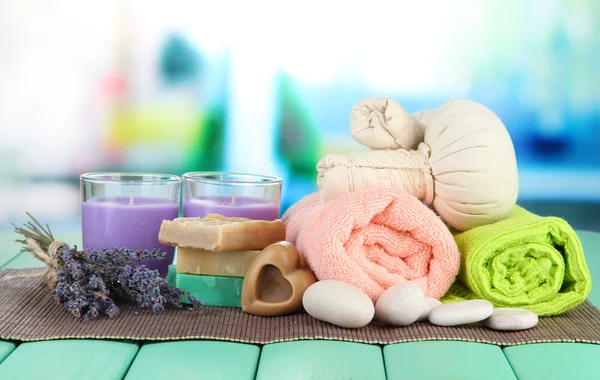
[283,98,591,317]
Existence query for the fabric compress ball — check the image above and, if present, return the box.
[317,99,518,231]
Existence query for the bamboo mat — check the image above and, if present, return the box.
[1,268,600,345]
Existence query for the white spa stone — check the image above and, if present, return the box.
[428,299,494,326]
[417,297,443,322]
[375,281,425,326]
[302,280,375,329]
[484,308,539,331]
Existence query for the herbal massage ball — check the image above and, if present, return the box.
[317,99,519,231]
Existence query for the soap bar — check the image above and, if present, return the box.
[159,213,286,251]
[168,265,243,307]
[177,248,260,277]
[242,241,317,317]
[168,264,176,287]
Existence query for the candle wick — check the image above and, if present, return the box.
[130,191,134,205]
[231,188,236,205]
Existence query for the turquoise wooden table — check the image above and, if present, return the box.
[0,230,599,379]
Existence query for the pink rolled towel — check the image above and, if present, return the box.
[282,189,460,302]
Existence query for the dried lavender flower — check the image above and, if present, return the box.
[47,246,203,320]
[14,214,203,321]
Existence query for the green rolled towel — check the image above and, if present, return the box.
[441,206,592,316]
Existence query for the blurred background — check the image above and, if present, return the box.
[1,0,599,233]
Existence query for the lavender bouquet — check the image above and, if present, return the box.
[12,213,203,321]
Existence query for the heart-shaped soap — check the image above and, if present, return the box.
[242,241,317,317]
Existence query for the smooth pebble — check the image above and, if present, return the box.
[375,281,425,326]
[303,280,374,328]
[484,308,539,331]
[428,299,494,326]
[417,297,443,322]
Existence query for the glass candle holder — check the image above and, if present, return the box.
[80,172,181,277]
[182,172,282,220]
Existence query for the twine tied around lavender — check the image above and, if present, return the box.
[5,239,68,289]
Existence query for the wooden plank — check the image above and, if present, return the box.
[0,231,22,269]
[1,231,81,269]
[125,340,260,380]
[384,341,516,380]
[578,230,600,307]
[2,252,46,270]
[0,341,16,365]
[256,340,386,380]
[504,343,600,379]
[0,339,138,379]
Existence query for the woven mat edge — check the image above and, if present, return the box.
[2,332,599,346]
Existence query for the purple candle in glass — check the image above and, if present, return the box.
[80,173,181,277]
[182,172,282,221]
